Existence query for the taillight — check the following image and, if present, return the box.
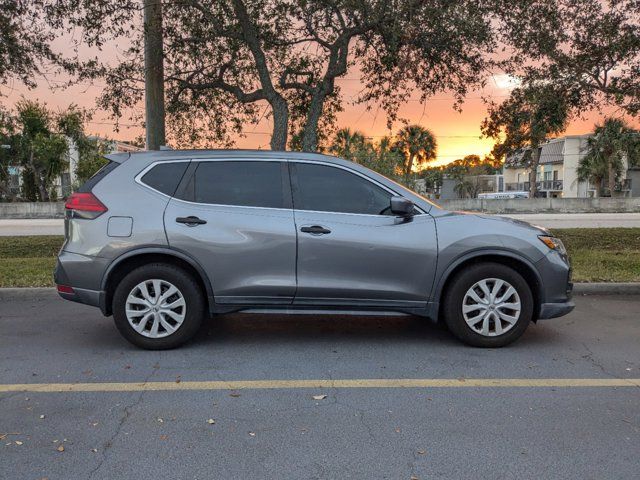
[64,192,108,219]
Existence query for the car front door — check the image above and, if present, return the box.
[164,159,297,305]
[290,161,438,308]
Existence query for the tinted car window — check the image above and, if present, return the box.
[78,160,119,193]
[293,163,392,215]
[141,162,189,196]
[186,161,285,208]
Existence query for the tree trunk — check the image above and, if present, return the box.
[300,91,326,152]
[144,0,166,150]
[403,154,415,177]
[270,98,288,151]
[38,178,50,202]
[607,161,617,197]
[28,150,48,202]
[528,144,541,198]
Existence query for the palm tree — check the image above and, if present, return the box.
[394,124,437,176]
[577,118,640,197]
[329,128,369,161]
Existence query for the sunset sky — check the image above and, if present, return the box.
[2,43,637,166]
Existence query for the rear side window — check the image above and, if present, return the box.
[77,160,119,193]
[293,162,392,215]
[141,162,189,196]
[179,161,287,209]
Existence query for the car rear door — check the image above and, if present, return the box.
[164,159,297,305]
[290,161,438,307]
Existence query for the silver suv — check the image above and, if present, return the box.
[55,150,574,349]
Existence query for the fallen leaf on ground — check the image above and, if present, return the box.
[207,419,215,425]
[312,395,327,400]
[57,445,65,452]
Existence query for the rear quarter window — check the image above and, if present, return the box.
[77,160,120,193]
[140,162,189,196]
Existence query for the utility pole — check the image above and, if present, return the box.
[143,0,166,150]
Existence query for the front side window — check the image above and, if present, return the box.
[293,163,392,215]
[182,161,286,209]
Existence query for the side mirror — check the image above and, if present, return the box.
[390,196,414,216]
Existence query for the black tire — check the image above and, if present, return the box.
[442,263,534,347]
[112,263,205,349]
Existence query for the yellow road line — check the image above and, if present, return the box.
[0,378,638,393]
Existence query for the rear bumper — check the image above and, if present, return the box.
[538,300,575,319]
[54,251,108,314]
[57,286,103,309]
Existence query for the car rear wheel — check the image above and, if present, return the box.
[112,263,204,349]
[442,263,533,347]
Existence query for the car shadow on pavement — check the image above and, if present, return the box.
[188,313,562,349]
[192,313,454,345]
[73,310,561,351]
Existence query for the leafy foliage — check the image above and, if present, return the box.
[502,0,640,116]
[576,118,640,197]
[393,125,437,176]
[0,0,58,91]
[420,154,501,196]
[481,83,570,196]
[0,100,102,201]
[49,0,503,151]
[328,128,403,179]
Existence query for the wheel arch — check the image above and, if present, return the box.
[432,250,544,322]
[100,247,214,316]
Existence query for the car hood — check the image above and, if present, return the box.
[444,210,550,235]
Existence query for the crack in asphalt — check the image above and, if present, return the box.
[87,362,160,480]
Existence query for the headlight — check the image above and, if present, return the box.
[538,235,567,256]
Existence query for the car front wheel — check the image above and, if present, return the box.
[112,263,205,349]
[442,263,534,347]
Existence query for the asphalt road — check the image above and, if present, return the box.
[1,292,639,479]
[2,212,640,236]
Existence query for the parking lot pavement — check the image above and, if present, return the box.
[1,293,638,479]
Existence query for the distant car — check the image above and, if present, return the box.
[478,191,529,199]
[55,150,573,349]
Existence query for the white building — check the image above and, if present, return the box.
[503,134,638,198]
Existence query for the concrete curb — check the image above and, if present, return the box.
[1,284,639,301]
[0,287,58,301]
[572,283,640,295]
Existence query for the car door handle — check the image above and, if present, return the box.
[176,216,207,226]
[300,225,331,235]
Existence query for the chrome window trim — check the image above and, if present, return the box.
[289,159,426,216]
[134,159,192,199]
[134,157,426,216]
